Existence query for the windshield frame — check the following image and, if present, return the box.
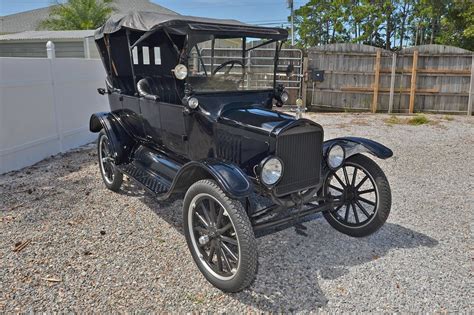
[183,34,284,94]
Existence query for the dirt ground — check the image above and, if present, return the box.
[1,113,472,312]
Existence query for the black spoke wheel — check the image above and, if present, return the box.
[183,179,257,292]
[323,154,391,237]
[97,130,123,192]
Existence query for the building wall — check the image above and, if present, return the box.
[0,57,109,174]
[0,40,100,58]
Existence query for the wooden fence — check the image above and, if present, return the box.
[307,44,473,115]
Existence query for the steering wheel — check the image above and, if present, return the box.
[212,60,245,79]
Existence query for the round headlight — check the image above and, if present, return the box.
[173,64,188,80]
[188,97,199,109]
[280,91,289,104]
[261,157,283,186]
[327,144,345,169]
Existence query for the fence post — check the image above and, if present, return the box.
[301,56,309,108]
[83,37,91,59]
[371,49,381,113]
[409,50,419,114]
[388,53,397,114]
[46,41,56,59]
[468,54,474,116]
[46,42,63,152]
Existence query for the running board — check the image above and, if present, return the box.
[119,163,171,196]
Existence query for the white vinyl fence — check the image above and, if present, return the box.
[0,57,108,174]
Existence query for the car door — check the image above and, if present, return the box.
[121,95,145,139]
[140,98,187,156]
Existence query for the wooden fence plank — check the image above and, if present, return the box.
[372,49,382,113]
[468,55,474,116]
[301,57,309,108]
[409,50,419,113]
[308,44,472,113]
[388,53,397,113]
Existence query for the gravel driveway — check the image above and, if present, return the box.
[1,113,472,312]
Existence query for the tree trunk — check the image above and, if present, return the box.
[385,1,393,50]
[415,25,419,45]
[399,1,409,50]
[331,21,336,42]
[326,20,330,44]
[430,18,436,44]
[386,19,392,50]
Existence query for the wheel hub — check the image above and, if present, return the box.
[208,226,219,238]
[344,186,358,201]
[199,234,210,245]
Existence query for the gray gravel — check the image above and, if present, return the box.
[1,113,473,312]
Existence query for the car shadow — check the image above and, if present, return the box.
[119,180,438,312]
[232,221,438,311]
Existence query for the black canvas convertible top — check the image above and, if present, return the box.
[94,11,288,40]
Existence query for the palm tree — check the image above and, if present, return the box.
[39,0,115,30]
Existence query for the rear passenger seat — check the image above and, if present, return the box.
[137,76,183,104]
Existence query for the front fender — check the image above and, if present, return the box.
[89,112,135,164]
[323,137,393,159]
[170,160,253,199]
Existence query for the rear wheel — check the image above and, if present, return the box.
[183,179,257,292]
[322,154,391,237]
[98,130,123,192]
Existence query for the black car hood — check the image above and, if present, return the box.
[218,106,296,136]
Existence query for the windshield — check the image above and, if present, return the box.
[187,37,279,93]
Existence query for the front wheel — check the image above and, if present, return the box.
[183,179,257,292]
[322,154,391,237]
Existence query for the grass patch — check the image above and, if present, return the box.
[384,114,431,126]
[407,114,430,125]
[384,115,402,125]
[442,115,454,121]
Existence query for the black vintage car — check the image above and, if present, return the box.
[90,12,393,292]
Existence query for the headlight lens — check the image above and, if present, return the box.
[261,157,283,185]
[173,64,188,80]
[280,91,289,104]
[187,97,199,109]
[327,144,345,169]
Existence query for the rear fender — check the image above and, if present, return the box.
[170,160,253,199]
[323,137,393,160]
[89,112,135,164]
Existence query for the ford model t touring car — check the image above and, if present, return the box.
[90,12,393,292]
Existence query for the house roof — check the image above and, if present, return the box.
[0,0,178,34]
[0,30,95,41]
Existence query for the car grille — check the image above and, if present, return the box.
[275,129,323,196]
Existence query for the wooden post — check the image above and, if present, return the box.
[468,54,474,116]
[388,53,397,113]
[301,57,309,108]
[371,49,381,113]
[409,50,419,114]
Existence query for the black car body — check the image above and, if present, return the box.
[90,12,393,292]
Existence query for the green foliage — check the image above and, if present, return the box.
[407,114,429,125]
[39,0,115,30]
[436,0,474,50]
[383,114,430,125]
[293,0,474,50]
[384,115,402,125]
